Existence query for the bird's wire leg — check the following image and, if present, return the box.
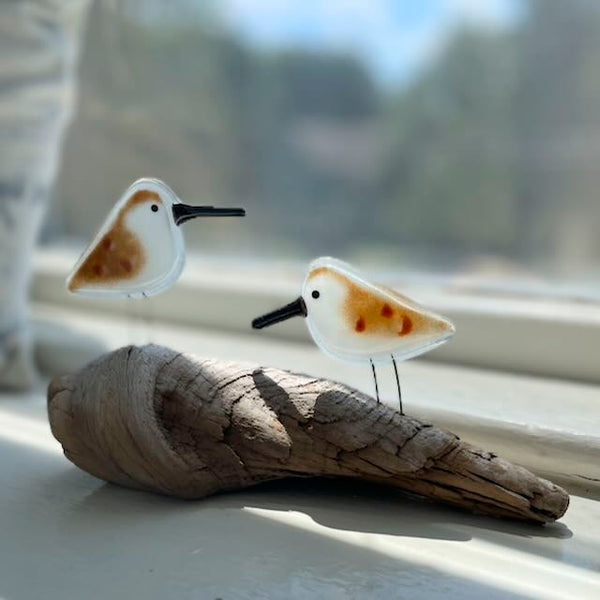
[370,359,380,404]
[391,355,403,415]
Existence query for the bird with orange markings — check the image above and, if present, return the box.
[252,257,455,413]
[67,178,245,299]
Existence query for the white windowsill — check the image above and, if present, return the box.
[5,269,599,598]
[2,337,600,598]
[33,246,600,384]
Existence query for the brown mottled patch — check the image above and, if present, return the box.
[119,258,133,273]
[67,190,158,291]
[127,189,160,208]
[381,303,393,318]
[308,264,452,338]
[307,266,338,281]
[398,316,413,336]
[355,316,366,332]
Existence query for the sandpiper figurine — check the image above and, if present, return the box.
[252,257,455,414]
[67,178,245,298]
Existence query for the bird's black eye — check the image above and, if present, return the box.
[151,204,159,213]
[311,290,320,299]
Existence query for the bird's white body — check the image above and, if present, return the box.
[67,179,185,299]
[302,257,455,364]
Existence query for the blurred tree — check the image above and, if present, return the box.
[379,29,519,265]
[246,51,378,253]
[514,0,600,274]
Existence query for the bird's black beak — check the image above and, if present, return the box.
[172,203,245,226]
[252,296,307,329]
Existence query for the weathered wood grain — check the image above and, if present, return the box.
[47,344,569,523]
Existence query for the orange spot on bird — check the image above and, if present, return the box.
[398,316,413,336]
[120,258,133,273]
[355,316,366,332]
[381,303,393,318]
[102,236,115,252]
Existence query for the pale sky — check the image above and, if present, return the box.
[217,0,522,86]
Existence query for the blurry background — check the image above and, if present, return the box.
[46,0,600,299]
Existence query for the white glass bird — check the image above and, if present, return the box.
[66,178,245,298]
[252,257,455,413]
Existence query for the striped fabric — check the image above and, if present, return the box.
[0,0,90,388]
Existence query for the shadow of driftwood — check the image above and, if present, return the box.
[0,372,585,600]
[247,367,574,553]
[3,423,582,600]
[41,473,576,600]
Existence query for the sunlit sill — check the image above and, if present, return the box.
[1,381,599,598]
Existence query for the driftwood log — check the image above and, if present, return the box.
[47,344,569,523]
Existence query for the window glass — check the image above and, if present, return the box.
[50,0,600,301]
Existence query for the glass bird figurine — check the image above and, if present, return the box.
[252,257,455,414]
[67,178,245,298]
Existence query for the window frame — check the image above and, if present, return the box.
[33,245,600,385]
